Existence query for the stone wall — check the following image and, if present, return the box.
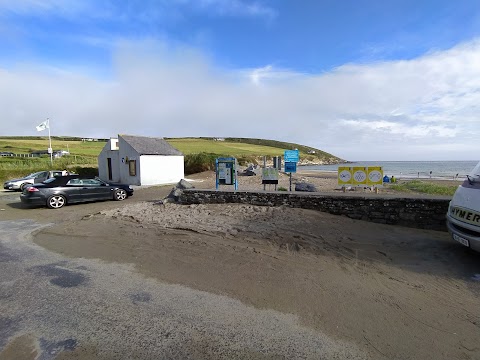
[180,189,451,231]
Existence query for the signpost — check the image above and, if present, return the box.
[284,150,299,191]
[284,162,297,173]
[284,150,299,163]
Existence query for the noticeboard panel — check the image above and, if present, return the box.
[284,150,299,163]
[284,162,297,173]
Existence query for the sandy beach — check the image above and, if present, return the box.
[1,171,478,359]
[184,169,461,194]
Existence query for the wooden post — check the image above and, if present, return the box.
[263,156,266,191]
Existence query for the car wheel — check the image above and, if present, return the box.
[47,195,66,209]
[114,189,127,201]
[20,183,29,191]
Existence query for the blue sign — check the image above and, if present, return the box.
[284,161,297,173]
[284,150,299,162]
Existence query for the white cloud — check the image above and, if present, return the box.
[1,39,479,160]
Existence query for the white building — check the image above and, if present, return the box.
[98,135,184,186]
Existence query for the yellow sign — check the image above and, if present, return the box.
[352,167,367,185]
[367,166,383,186]
[338,166,384,187]
[338,167,352,186]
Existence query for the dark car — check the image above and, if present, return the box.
[20,175,133,209]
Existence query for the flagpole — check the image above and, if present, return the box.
[47,118,52,166]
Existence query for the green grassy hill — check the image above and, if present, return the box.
[0,136,343,182]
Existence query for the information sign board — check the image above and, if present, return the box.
[284,150,299,163]
[337,166,383,189]
[284,162,297,173]
[338,167,352,186]
[367,166,383,186]
[352,167,368,186]
[262,168,279,184]
[215,157,238,190]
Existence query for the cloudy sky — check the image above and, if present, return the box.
[1,0,479,160]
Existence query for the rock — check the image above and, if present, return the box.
[295,182,317,192]
[164,179,193,203]
[241,169,257,176]
[177,179,194,190]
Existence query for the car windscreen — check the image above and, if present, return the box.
[468,161,480,183]
[27,171,45,178]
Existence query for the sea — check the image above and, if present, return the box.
[301,160,479,180]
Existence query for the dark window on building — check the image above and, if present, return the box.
[129,160,136,176]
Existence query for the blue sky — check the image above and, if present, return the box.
[1,0,480,160]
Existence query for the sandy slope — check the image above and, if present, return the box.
[34,198,480,360]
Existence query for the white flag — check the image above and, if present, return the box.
[36,119,49,132]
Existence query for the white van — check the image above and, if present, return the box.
[446,161,480,252]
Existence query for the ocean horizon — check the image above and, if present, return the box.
[301,160,478,180]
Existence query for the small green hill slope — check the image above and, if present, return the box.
[166,137,342,162]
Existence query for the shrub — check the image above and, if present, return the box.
[184,153,219,175]
[73,166,99,176]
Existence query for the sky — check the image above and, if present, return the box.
[1,0,480,161]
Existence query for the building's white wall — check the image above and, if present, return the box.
[139,155,185,186]
[99,135,185,186]
[98,140,120,182]
[118,136,141,185]
[110,138,119,150]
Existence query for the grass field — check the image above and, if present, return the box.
[0,138,104,156]
[390,180,458,196]
[166,139,285,156]
[0,137,333,158]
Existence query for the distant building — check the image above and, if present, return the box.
[214,138,225,141]
[30,150,63,158]
[307,150,316,154]
[98,134,184,186]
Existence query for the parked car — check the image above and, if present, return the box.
[20,175,133,209]
[446,161,480,253]
[3,170,63,191]
[0,151,14,157]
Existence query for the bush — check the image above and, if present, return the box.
[236,155,259,166]
[73,166,98,176]
[184,153,218,175]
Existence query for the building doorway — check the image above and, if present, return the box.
[107,158,112,180]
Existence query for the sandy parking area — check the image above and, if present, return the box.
[1,172,479,359]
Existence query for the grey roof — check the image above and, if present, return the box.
[120,135,183,156]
